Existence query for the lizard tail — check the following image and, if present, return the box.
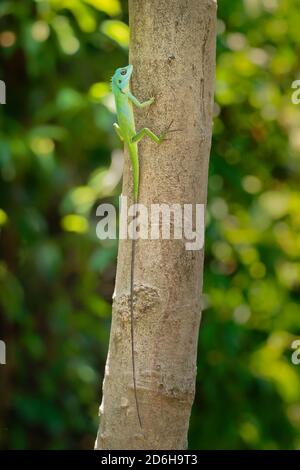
[128,143,143,428]
[130,234,143,429]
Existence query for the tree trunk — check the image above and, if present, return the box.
[95,0,217,450]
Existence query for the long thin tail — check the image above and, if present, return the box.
[130,234,142,428]
[128,143,142,428]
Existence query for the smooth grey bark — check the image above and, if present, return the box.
[96,0,217,450]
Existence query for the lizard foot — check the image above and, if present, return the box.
[159,120,182,143]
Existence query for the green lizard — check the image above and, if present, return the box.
[111,64,171,428]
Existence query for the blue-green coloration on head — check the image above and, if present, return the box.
[111,64,133,92]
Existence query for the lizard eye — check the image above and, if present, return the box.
[120,69,127,75]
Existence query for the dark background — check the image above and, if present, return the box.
[1,0,300,449]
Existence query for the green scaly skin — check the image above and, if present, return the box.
[111,64,166,429]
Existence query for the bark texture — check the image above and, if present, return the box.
[96,0,217,450]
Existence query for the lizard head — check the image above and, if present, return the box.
[112,64,133,91]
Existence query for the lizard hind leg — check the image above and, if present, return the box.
[131,127,162,145]
[113,122,124,141]
[131,120,180,145]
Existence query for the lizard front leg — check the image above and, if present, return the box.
[126,91,155,109]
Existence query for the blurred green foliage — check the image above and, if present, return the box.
[0,0,300,450]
